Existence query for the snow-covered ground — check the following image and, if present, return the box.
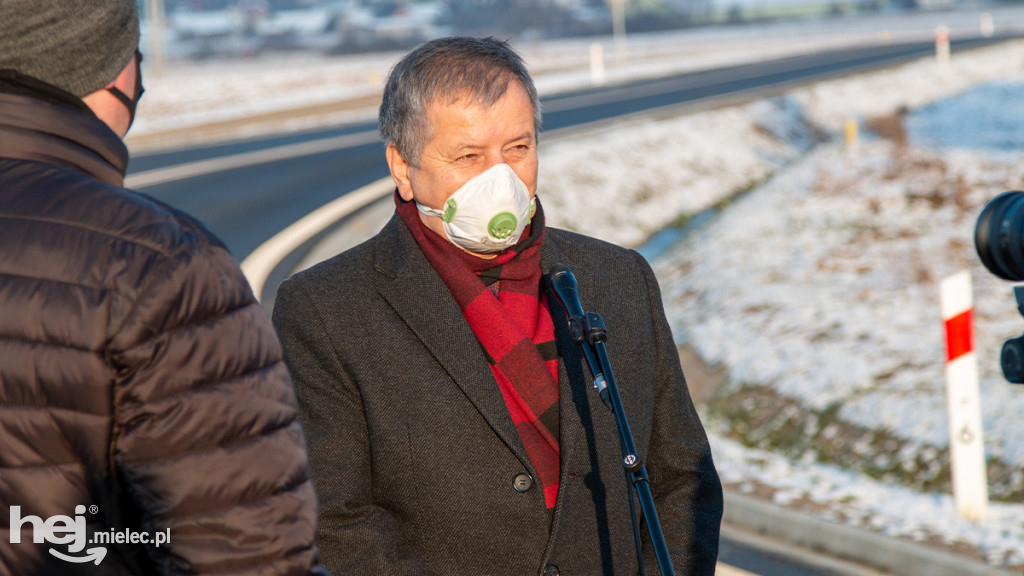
[129,8,1024,570]
[539,39,1024,568]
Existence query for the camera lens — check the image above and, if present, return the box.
[1001,336,1024,384]
[975,190,1024,281]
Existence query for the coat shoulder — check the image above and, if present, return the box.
[546,227,650,276]
[273,230,381,328]
[280,234,376,295]
[2,159,225,260]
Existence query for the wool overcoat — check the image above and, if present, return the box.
[273,210,723,576]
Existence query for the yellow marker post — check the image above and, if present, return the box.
[844,117,858,150]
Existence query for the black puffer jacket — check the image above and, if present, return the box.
[0,77,326,575]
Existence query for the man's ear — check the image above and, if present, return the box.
[385,144,415,201]
[81,54,138,138]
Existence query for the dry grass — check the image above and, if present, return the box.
[865,110,908,149]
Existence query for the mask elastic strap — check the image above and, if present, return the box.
[106,86,135,112]
[415,202,445,219]
[107,50,144,126]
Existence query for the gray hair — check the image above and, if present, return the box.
[378,36,542,166]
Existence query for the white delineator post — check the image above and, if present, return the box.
[145,0,166,77]
[940,270,989,521]
[589,43,606,86]
[980,13,995,38]
[935,25,951,65]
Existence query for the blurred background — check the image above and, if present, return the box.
[140,0,963,58]
[125,1,1024,574]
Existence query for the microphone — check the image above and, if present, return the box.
[547,264,611,408]
[547,263,585,321]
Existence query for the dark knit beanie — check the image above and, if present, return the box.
[0,0,140,98]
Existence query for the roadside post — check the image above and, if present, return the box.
[980,13,995,38]
[935,25,950,65]
[940,270,989,522]
[590,43,606,86]
[608,0,627,61]
[844,117,858,151]
[145,0,166,77]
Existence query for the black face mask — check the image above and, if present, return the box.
[106,50,145,130]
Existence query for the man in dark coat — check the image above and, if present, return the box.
[273,37,722,576]
[0,1,326,574]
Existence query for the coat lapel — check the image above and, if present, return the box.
[373,213,535,472]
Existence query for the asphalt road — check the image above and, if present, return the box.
[128,35,1014,266]
[720,535,849,576]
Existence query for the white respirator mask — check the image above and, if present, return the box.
[416,163,536,253]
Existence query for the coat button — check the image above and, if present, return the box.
[513,473,533,492]
[542,564,559,576]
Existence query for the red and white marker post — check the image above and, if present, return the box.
[935,24,951,65]
[940,270,989,521]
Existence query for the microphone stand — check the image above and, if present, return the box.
[550,268,675,576]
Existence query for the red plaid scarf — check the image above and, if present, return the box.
[397,192,560,510]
